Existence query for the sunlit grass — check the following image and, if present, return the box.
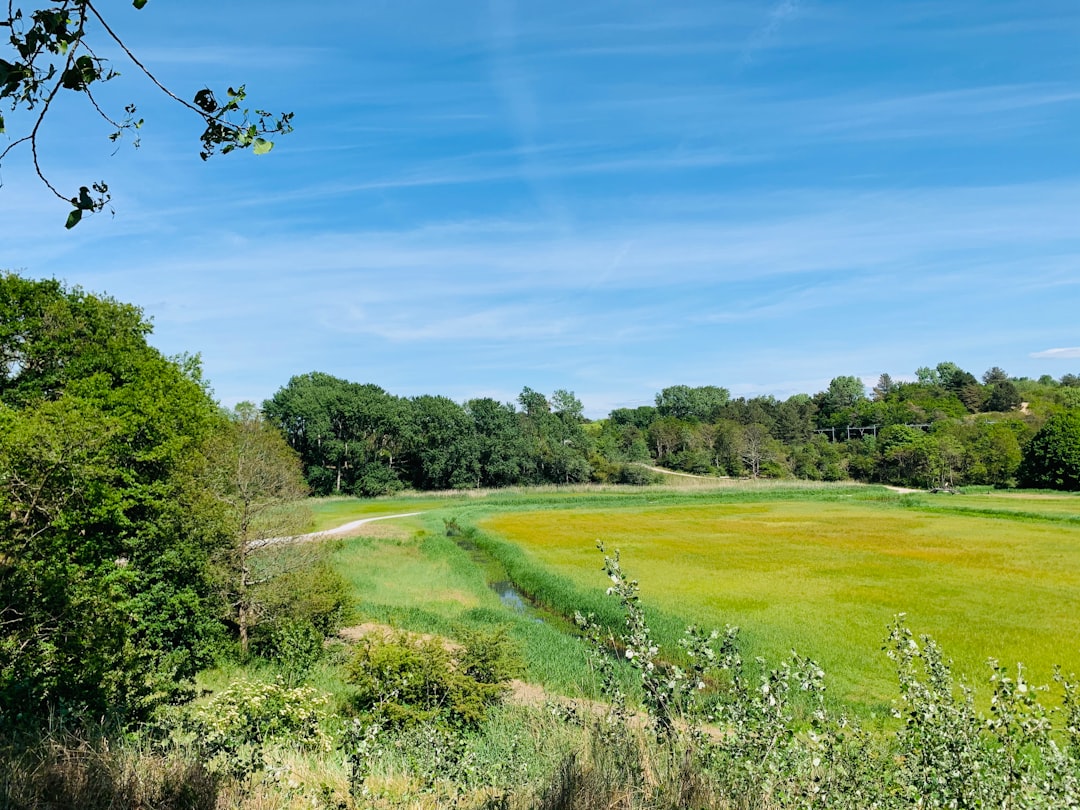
[475,489,1080,715]
[328,525,607,697]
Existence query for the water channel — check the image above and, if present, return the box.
[453,536,546,621]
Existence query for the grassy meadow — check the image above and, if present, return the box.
[313,483,1080,717]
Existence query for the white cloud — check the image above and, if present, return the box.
[1030,347,1080,360]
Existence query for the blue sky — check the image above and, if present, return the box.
[3,0,1080,416]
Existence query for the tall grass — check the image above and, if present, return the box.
[0,730,220,810]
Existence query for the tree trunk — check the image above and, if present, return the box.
[238,601,249,656]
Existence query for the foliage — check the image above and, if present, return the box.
[265,375,599,493]
[198,403,312,655]
[1019,410,1080,490]
[0,273,227,726]
[188,678,332,779]
[0,1,292,225]
[580,544,686,736]
[262,360,1080,495]
[345,629,520,732]
[655,384,730,422]
[245,549,351,682]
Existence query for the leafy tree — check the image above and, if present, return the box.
[648,415,687,465]
[919,432,965,489]
[1,1,293,226]
[790,434,846,481]
[982,367,1010,385]
[719,396,779,436]
[655,384,729,422]
[984,380,1022,413]
[775,394,816,443]
[466,398,529,487]
[935,362,975,394]
[262,373,372,494]
[551,389,584,421]
[514,387,592,484]
[517,386,549,417]
[967,421,1023,487]
[876,424,923,484]
[916,366,940,387]
[406,395,479,490]
[822,375,867,413]
[0,273,226,724]
[1019,411,1080,491]
[199,403,310,654]
[609,405,657,430]
[591,416,651,466]
[711,419,744,475]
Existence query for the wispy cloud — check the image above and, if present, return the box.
[1031,348,1080,360]
[740,0,804,66]
[806,83,1080,141]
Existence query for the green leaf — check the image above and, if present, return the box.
[132,0,148,8]
[253,138,273,155]
[65,209,83,229]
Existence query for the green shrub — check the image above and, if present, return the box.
[188,678,332,778]
[255,556,352,638]
[345,630,519,731]
[613,464,663,486]
[253,617,325,685]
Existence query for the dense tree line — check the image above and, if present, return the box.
[266,363,1080,494]
[262,375,600,496]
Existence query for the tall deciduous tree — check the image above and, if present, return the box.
[406,395,479,490]
[0,273,225,724]
[200,403,309,654]
[263,372,359,494]
[655,384,729,422]
[822,376,867,413]
[466,398,529,488]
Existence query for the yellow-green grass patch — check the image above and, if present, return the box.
[478,495,1080,713]
[905,490,1080,521]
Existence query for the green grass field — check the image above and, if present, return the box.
[317,484,1080,717]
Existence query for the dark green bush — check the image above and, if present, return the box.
[613,464,663,486]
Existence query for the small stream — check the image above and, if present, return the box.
[454,537,544,621]
[489,580,529,612]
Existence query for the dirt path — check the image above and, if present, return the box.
[248,512,422,549]
[638,464,743,480]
